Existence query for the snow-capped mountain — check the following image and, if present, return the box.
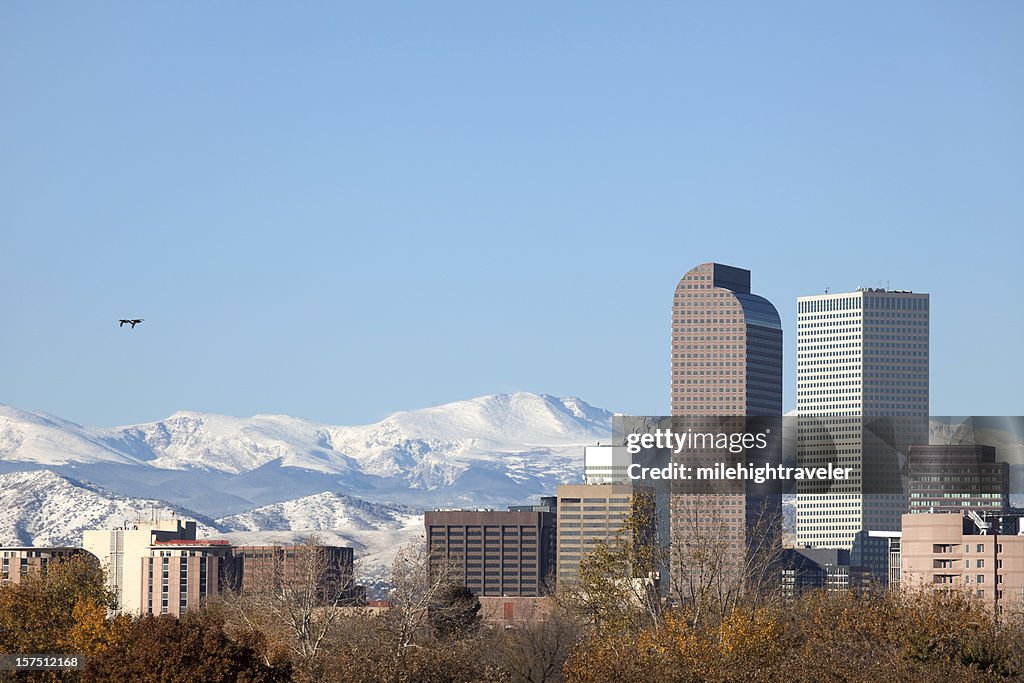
[0,393,612,516]
[218,491,418,533]
[212,491,426,581]
[0,405,148,467]
[0,470,224,547]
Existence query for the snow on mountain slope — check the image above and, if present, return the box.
[0,393,610,489]
[0,393,612,525]
[0,470,223,547]
[219,491,419,532]
[324,393,611,481]
[98,411,367,475]
[211,492,425,589]
[0,404,147,466]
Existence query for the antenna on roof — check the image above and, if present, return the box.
[824,287,830,294]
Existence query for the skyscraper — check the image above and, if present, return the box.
[671,263,782,417]
[795,288,929,549]
[670,263,783,590]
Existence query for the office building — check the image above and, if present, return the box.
[583,445,632,484]
[850,529,902,589]
[796,288,929,549]
[780,547,871,597]
[670,262,783,588]
[908,444,1008,514]
[555,484,639,583]
[83,515,198,614]
[234,544,355,604]
[140,540,240,616]
[425,509,556,597]
[508,496,557,514]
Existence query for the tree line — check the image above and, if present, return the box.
[2,527,1024,682]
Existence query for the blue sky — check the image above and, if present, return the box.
[2,2,1022,426]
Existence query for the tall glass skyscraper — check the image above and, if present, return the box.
[795,288,930,549]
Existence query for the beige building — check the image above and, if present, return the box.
[900,513,1024,616]
[555,483,635,583]
[83,516,198,614]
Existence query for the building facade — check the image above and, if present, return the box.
[83,516,198,614]
[796,288,930,549]
[0,547,92,585]
[908,444,1008,514]
[555,484,638,583]
[140,540,240,616]
[670,262,783,589]
[425,509,556,597]
[233,544,355,604]
[850,529,902,589]
[901,512,1024,616]
[583,445,632,485]
[780,547,871,597]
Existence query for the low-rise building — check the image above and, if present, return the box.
[0,547,93,585]
[900,512,1024,616]
[781,547,871,597]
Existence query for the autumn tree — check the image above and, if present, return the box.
[81,612,290,683]
[0,553,119,659]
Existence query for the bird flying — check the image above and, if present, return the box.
[119,319,144,328]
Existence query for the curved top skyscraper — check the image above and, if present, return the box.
[671,262,782,417]
[668,262,783,602]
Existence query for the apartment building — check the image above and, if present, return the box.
[0,547,92,585]
[901,512,1024,616]
[83,516,198,614]
[140,539,240,616]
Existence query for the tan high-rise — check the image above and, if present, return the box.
[670,263,782,590]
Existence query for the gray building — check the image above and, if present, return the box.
[781,547,871,597]
[908,444,1008,514]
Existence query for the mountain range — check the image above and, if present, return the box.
[0,392,611,573]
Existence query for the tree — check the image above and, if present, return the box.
[220,535,349,681]
[556,488,663,635]
[81,613,290,683]
[488,610,579,683]
[0,553,118,657]
[428,584,481,639]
